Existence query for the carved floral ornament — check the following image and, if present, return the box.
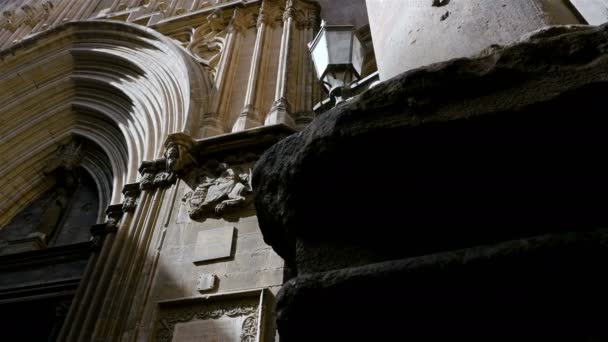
[155,299,260,342]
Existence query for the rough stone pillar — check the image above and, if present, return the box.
[253,24,608,340]
[366,0,583,80]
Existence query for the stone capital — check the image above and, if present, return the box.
[121,183,141,212]
[164,133,195,175]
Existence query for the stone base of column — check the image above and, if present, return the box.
[276,231,608,341]
[199,116,225,138]
[232,106,262,132]
[265,98,294,127]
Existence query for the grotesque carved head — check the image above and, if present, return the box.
[166,144,180,173]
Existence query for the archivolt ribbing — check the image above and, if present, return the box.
[0,20,212,227]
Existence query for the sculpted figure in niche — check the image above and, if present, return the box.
[184,163,252,220]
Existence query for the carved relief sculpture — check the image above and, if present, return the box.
[122,183,141,212]
[183,163,253,220]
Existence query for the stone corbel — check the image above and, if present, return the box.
[139,159,176,191]
[105,204,124,231]
[138,133,194,192]
[90,204,123,250]
[121,183,141,212]
[164,133,195,176]
[139,160,161,191]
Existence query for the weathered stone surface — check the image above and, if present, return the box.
[275,231,608,341]
[196,274,217,292]
[253,24,608,274]
[193,226,235,264]
[366,0,584,79]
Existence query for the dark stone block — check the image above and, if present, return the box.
[276,231,608,341]
[253,23,608,341]
[253,24,608,274]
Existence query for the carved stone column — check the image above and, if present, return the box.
[58,203,125,342]
[232,1,271,132]
[203,8,248,137]
[265,0,296,127]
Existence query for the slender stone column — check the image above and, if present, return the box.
[60,203,135,342]
[265,0,296,127]
[73,195,151,342]
[295,11,320,128]
[201,8,245,137]
[92,189,167,340]
[232,1,270,132]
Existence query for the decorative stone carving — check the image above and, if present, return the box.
[21,1,53,27]
[45,140,84,173]
[156,297,260,342]
[121,183,141,212]
[89,204,122,250]
[240,314,258,342]
[139,134,195,191]
[90,223,108,250]
[256,0,282,28]
[165,132,195,175]
[0,10,17,32]
[139,159,175,191]
[207,9,227,32]
[230,7,253,33]
[183,163,253,220]
[105,204,124,230]
[153,170,177,188]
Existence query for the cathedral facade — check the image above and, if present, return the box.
[1,0,606,341]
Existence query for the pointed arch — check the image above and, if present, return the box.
[0,20,212,228]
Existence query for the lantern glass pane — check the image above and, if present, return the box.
[351,34,365,77]
[310,32,329,78]
[326,29,353,64]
